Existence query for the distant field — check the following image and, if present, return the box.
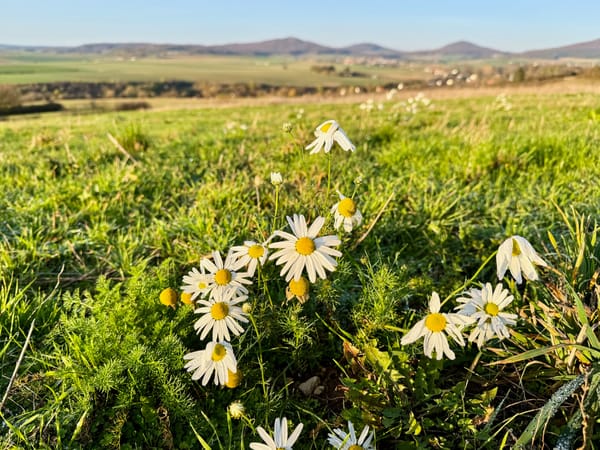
[0,52,426,86]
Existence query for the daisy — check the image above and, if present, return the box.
[201,250,252,298]
[250,417,303,450]
[229,240,269,277]
[305,120,355,154]
[331,191,363,233]
[183,340,237,386]
[181,266,211,301]
[400,292,471,360]
[496,235,548,284]
[456,282,518,348]
[193,288,249,341]
[269,214,341,283]
[328,421,375,450]
[270,172,283,186]
[286,276,310,304]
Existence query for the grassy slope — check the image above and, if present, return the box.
[1,92,600,448]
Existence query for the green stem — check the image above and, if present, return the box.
[272,186,280,233]
[326,152,332,200]
[248,314,269,403]
[441,250,498,307]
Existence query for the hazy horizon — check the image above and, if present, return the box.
[2,0,600,53]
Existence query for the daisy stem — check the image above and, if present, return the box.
[272,185,280,233]
[248,313,270,403]
[257,265,274,309]
[441,250,498,307]
[326,151,332,200]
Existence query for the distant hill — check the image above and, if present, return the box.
[2,36,600,59]
[342,43,404,58]
[208,37,333,55]
[64,38,405,58]
[521,38,600,59]
[408,40,510,59]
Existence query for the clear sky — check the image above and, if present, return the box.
[1,0,600,52]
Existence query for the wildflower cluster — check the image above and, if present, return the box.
[163,118,370,448]
[401,235,548,359]
[397,92,432,115]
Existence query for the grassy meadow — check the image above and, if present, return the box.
[2,91,600,449]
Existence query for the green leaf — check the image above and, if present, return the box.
[514,372,587,449]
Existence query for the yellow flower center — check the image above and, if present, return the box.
[211,343,227,362]
[180,292,193,305]
[248,244,264,259]
[338,197,357,218]
[215,269,232,286]
[349,446,364,450]
[512,238,521,256]
[197,281,207,290]
[159,288,177,307]
[319,122,333,132]
[225,369,242,388]
[289,277,309,296]
[211,302,229,320]
[485,302,499,316]
[424,313,447,332]
[295,237,316,255]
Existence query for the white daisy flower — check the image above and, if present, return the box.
[250,417,303,450]
[496,235,548,284]
[229,240,269,277]
[269,214,341,283]
[193,288,249,341]
[305,120,355,154]
[331,191,363,233]
[181,266,211,301]
[456,282,518,348]
[270,172,283,186]
[201,250,252,298]
[328,421,375,450]
[400,292,471,360]
[183,340,237,386]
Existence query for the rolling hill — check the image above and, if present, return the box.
[2,36,600,59]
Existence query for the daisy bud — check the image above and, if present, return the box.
[228,401,245,419]
[159,288,177,309]
[270,172,283,186]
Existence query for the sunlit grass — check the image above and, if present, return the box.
[2,92,600,448]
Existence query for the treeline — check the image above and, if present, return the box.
[15,80,419,103]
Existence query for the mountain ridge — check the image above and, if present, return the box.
[2,37,600,59]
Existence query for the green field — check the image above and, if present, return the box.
[2,92,600,449]
[0,52,424,86]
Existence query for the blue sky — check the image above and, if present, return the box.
[1,0,600,51]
